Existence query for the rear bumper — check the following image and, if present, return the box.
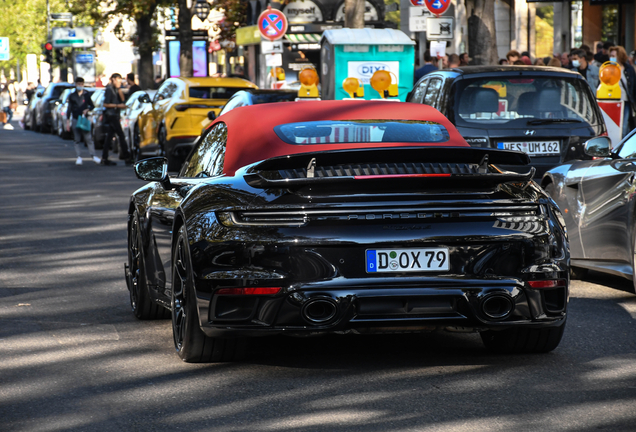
[196,279,568,338]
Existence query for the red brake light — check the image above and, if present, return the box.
[216,287,282,295]
[527,279,566,289]
[354,174,451,180]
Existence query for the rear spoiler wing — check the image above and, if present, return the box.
[244,146,534,188]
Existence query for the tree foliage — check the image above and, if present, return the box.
[0,0,67,73]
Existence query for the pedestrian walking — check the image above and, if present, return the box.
[608,46,636,137]
[571,48,600,92]
[125,73,141,101]
[67,77,100,165]
[414,50,438,83]
[0,81,16,130]
[459,53,471,66]
[102,73,132,166]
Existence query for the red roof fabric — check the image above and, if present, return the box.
[213,100,470,175]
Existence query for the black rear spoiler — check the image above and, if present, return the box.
[244,146,534,189]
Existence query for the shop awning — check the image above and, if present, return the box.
[285,33,322,43]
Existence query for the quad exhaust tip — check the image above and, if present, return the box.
[481,294,514,320]
[301,298,338,324]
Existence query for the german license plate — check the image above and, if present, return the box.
[366,248,450,273]
[497,141,560,155]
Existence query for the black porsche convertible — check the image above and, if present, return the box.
[125,100,569,363]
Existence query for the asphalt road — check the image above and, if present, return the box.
[1,116,636,432]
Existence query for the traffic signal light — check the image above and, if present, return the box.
[54,49,63,64]
[42,42,53,64]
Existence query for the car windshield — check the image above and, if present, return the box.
[190,87,253,99]
[45,85,73,99]
[453,77,599,127]
[252,93,297,104]
[275,120,450,144]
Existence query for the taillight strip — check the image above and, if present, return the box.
[353,173,452,179]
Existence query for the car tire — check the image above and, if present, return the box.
[127,211,170,320]
[172,225,247,363]
[132,123,143,162]
[158,124,179,172]
[480,319,566,354]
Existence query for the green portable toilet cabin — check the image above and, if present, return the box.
[320,28,415,101]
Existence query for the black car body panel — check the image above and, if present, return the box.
[542,129,636,285]
[407,66,606,178]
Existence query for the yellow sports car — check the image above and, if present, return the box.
[136,77,257,170]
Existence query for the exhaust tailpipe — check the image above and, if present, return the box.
[481,294,514,320]
[301,298,338,324]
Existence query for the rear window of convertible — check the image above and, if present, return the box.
[274,120,451,144]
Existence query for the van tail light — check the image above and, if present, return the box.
[216,287,282,295]
[527,279,566,289]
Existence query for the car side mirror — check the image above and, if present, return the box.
[134,157,169,183]
[138,94,151,104]
[36,91,43,97]
[207,111,216,121]
[584,137,611,158]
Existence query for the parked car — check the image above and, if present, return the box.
[194,89,298,134]
[86,89,106,149]
[23,91,42,130]
[407,66,606,178]
[34,83,75,132]
[120,90,157,161]
[542,130,636,289]
[51,88,74,139]
[125,100,569,363]
[217,89,298,117]
[136,77,257,171]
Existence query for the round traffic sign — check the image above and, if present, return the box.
[257,7,288,41]
[424,0,450,15]
[410,0,426,6]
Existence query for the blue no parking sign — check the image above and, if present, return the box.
[257,7,288,41]
[0,37,10,61]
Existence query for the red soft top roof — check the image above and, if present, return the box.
[213,100,469,175]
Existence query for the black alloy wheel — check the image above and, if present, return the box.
[480,319,566,354]
[158,124,179,172]
[128,212,169,320]
[172,226,246,363]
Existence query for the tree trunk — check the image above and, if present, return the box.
[467,0,498,66]
[178,0,193,77]
[136,14,156,89]
[344,0,365,29]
